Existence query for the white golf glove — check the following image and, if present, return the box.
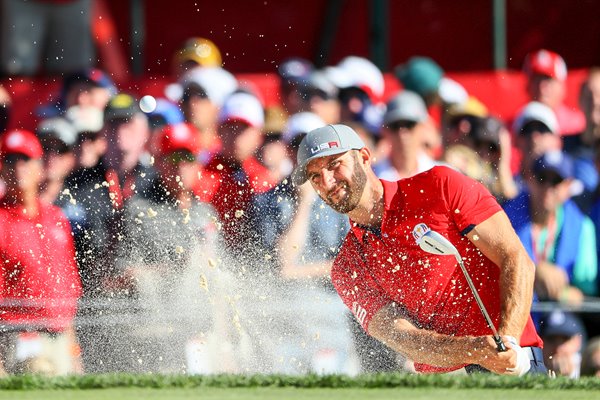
[503,335,531,376]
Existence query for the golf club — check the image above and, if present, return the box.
[412,223,507,352]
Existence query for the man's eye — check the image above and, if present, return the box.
[329,161,340,169]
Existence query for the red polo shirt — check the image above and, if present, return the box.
[331,166,542,373]
[0,200,82,332]
[202,155,278,248]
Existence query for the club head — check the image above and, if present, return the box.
[413,224,458,256]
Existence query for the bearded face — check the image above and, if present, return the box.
[319,152,367,214]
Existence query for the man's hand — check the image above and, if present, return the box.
[473,335,530,375]
[535,261,569,300]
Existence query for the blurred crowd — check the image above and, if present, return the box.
[1,36,600,379]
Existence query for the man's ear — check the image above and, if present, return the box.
[358,147,372,165]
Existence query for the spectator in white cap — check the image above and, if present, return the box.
[326,56,384,135]
[374,91,441,181]
[177,66,238,164]
[513,101,562,175]
[202,91,280,256]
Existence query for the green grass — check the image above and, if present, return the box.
[0,388,598,400]
[0,373,598,400]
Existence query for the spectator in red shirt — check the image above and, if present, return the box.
[523,49,585,137]
[0,129,82,375]
[291,124,546,375]
[203,91,279,258]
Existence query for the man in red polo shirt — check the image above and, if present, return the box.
[0,129,82,375]
[291,124,546,375]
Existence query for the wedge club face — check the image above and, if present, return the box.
[415,229,459,256]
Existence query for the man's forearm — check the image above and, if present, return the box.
[370,314,484,367]
[498,250,535,339]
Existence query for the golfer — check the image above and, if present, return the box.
[292,124,547,375]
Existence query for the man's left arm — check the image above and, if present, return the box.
[465,210,535,340]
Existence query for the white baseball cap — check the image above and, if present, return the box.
[513,101,559,135]
[169,66,238,107]
[282,112,325,144]
[218,92,264,129]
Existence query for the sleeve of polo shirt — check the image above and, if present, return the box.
[331,234,394,332]
[436,166,502,235]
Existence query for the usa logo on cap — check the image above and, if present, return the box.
[310,141,339,154]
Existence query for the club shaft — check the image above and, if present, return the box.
[454,255,502,341]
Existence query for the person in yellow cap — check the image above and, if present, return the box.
[172,37,222,77]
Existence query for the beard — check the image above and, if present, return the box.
[323,154,367,214]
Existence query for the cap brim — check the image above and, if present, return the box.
[291,147,351,186]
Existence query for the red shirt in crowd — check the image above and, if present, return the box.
[0,200,82,332]
[201,155,278,248]
[331,166,542,373]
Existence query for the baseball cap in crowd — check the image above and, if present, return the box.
[156,122,200,157]
[292,124,365,186]
[383,90,429,125]
[179,66,238,107]
[394,56,444,98]
[0,129,43,160]
[174,37,222,68]
[218,91,264,128]
[523,49,567,81]
[104,93,142,122]
[438,77,469,105]
[278,57,313,85]
[470,117,502,150]
[146,98,185,130]
[306,70,339,100]
[513,101,559,135]
[532,151,575,181]
[283,112,325,145]
[62,68,118,97]
[36,117,78,148]
[327,56,384,103]
[540,310,585,338]
[447,96,489,119]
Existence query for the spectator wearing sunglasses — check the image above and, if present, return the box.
[374,90,442,181]
[503,151,598,307]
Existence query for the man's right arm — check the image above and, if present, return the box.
[367,303,519,373]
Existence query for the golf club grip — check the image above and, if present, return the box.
[495,337,507,352]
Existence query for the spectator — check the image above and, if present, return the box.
[374,91,439,180]
[63,93,155,296]
[203,91,278,259]
[172,37,222,77]
[36,118,78,206]
[38,68,117,119]
[561,68,600,212]
[277,57,313,116]
[540,310,586,378]
[326,56,385,135]
[0,129,82,375]
[305,70,341,125]
[178,67,238,165]
[503,151,598,305]
[523,49,585,137]
[0,0,94,76]
[394,56,444,108]
[117,122,236,373]
[513,101,562,176]
[581,336,600,377]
